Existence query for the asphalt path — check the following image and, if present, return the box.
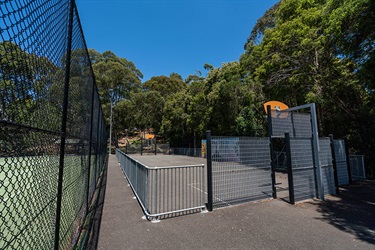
[97,154,374,249]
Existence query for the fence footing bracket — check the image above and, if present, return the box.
[151,218,160,223]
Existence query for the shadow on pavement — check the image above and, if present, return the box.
[87,164,108,249]
[75,160,108,250]
[312,180,375,244]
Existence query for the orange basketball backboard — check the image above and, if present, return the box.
[145,134,155,139]
[264,101,289,118]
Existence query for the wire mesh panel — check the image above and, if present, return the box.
[1,1,107,249]
[141,138,156,155]
[319,138,336,195]
[289,138,316,202]
[334,140,349,185]
[268,104,327,203]
[211,137,272,208]
[349,155,366,181]
[170,147,202,157]
[271,111,312,138]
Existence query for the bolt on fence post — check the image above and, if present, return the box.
[329,134,340,194]
[285,133,295,204]
[206,130,213,211]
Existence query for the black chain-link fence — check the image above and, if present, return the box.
[1,1,107,249]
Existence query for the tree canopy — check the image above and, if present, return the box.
[89,0,374,177]
[240,0,374,177]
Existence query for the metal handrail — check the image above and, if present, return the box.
[116,149,206,222]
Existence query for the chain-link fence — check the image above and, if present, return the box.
[1,1,107,249]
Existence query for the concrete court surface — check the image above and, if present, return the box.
[97,154,375,249]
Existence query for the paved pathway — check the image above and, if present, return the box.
[97,154,375,249]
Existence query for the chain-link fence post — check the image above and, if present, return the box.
[54,0,75,249]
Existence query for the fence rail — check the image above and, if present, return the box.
[1,1,107,249]
[116,149,205,221]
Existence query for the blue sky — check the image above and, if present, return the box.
[76,0,279,81]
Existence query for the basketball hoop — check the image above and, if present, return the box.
[264,101,289,118]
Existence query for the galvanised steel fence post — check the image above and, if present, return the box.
[285,133,295,204]
[344,139,353,184]
[54,0,75,249]
[206,130,213,211]
[267,105,277,199]
[310,103,324,200]
[329,134,340,194]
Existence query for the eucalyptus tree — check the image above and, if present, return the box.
[89,49,143,139]
[240,0,374,176]
[143,73,187,97]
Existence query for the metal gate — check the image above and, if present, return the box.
[268,103,336,204]
[209,136,273,209]
[286,136,317,203]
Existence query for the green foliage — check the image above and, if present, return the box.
[89,49,143,140]
[0,41,63,130]
[159,61,266,145]
[90,49,143,104]
[160,90,190,145]
[240,0,375,177]
[143,73,187,97]
[89,0,375,176]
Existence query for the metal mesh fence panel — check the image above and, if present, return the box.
[319,138,335,195]
[271,111,312,138]
[289,138,316,202]
[349,155,366,181]
[334,140,349,185]
[156,143,170,154]
[1,1,107,249]
[211,137,272,208]
[268,104,328,203]
[170,147,202,157]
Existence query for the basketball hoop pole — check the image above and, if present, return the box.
[310,103,324,200]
